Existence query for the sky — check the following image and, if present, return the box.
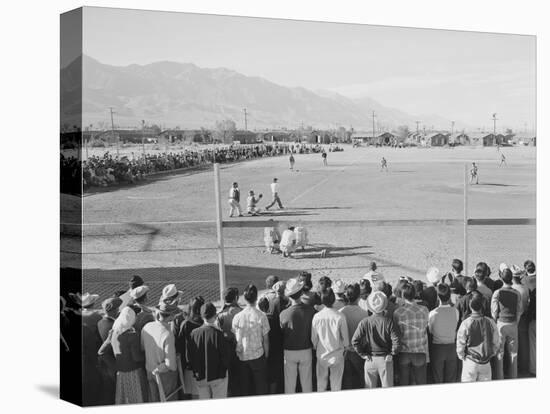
[82,7,536,131]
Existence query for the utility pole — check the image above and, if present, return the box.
[372,111,376,144]
[492,113,498,147]
[451,121,455,143]
[141,119,145,157]
[243,108,248,131]
[109,107,118,156]
[415,120,420,135]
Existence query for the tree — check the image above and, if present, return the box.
[213,119,236,144]
[395,125,410,140]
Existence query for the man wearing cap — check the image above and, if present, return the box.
[188,303,230,399]
[311,288,349,392]
[340,283,369,389]
[265,177,284,210]
[217,287,242,397]
[510,265,530,375]
[228,182,243,218]
[158,284,183,306]
[97,297,123,405]
[491,268,522,379]
[352,291,400,388]
[428,284,459,383]
[423,267,442,311]
[130,286,154,337]
[141,302,180,402]
[332,280,347,311]
[231,284,270,396]
[279,278,316,393]
[392,283,429,385]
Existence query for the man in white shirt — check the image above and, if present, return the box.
[228,182,243,217]
[311,288,349,392]
[265,178,284,210]
[279,226,297,257]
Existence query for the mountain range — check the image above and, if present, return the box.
[62,56,465,131]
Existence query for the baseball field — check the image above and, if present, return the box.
[62,145,536,304]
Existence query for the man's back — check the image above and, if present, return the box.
[311,308,349,363]
[457,313,499,364]
[280,303,316,350]
[189,324,228,382]
[340,304,369,343]
[141,320,176,374]
[491,285,521,323]
[393,301,428,353]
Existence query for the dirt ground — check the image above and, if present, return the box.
[63,145,536,304]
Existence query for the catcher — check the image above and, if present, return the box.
[246,190,263,216]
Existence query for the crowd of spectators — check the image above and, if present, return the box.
[61,143,327,192]
[60,258,536,406]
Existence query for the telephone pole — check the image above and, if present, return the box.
[415,120,420,135]
[451,120,455,143]
[372,111,376,143]
[243,108,248,131]
[109,107,118,156]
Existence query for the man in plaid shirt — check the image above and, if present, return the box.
[393,282,429,385]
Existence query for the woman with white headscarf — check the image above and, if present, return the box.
[100,307,149,404]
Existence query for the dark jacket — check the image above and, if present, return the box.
[188,324,229,382]
[173,315,203,368]
[456,312,499,364]
[457,291,491,323]
[111,330,145,373]
[280,303,316,350]
[491,286,522,323]
[352,314,401,357]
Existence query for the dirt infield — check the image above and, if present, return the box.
[66,145,536,304]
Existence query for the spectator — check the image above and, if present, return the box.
[141,302,180,402]
[473,268,493,303]
[129,286,154,337]
[423,267,442,311]
[456,277,490,322]
[231,284,270,396]
[510,265,530,375]
[340,283,369,389]
[358,279,372,312]
[311,288,349,391]
[523,260,536,292]
[527,287,536,376]
[107,307,148,404]
[491,268,522,379]
[352,291,400,388]
[332,279,347,310]
[216,287,242,397]
[188,303,230,399]
[392,283,429,385]
[280,278,316,393]
[428,284,459,383]
[456,293,500,382]
[258,295,284,394]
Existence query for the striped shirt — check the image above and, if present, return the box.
[393,301,429,354]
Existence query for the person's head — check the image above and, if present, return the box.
[201,302,217,323]
[452,259,464,275]
[129,275,144,290]
[368,261,377,272]
[258,297,270,313]
[469,292,484,313]
[265,275,279,290]
[524,260,536,275]
[248,190,254,196]
[476,262,491,279]
[102,297,123,319]
[401,282,416,302]
[223,287,239,305]
[155,302,179,322]
[130,285,150,305]
[500,268,513,285]
[368,291,388,314]
[473,268,485,282]
[243,284,258,305]
[298,271,313,292]
[345,283,361,304]
[288,226,295,232]
[413,280,425,300]
[463,276,478,293]
[510,265,525,283]
[320,288,336,308]
[437,283,451,304]
[359,279,372,299]
[318,276,332,292]
[426,267,441,286]
[273,178,278,183]
[393,279,409,298]
[232,182,238,188]
[189,296,205,318]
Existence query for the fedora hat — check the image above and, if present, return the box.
[69,292,100,308]
[499,263,509,272]
[130,285,150,300]
[426,267,442,285]
[155,301,180,316]
[510,265,525,277]
[368,291,388,314]
[159,284,183,304]
[285,278,304,297]
[102,297,122,315]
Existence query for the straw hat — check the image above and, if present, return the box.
[285,278,304,297]
[426,267,442,285]
[368,291,388,314]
